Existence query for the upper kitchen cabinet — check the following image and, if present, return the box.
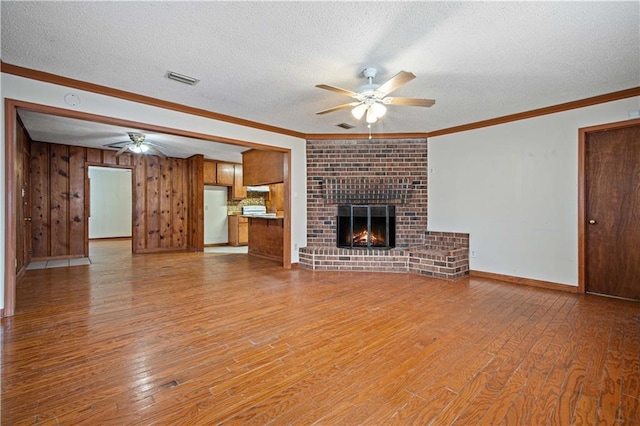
[203,160,217,185]
[216,162,235,186]
[242,149,285,186]
[203,160,236,186]
[231,164,247,200]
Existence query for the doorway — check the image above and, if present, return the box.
[87,166,133,251]
[4,99,293,317]
[204,186,229,246]
[579,118,640,300]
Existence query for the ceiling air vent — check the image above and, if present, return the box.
[336,123,355,129]
[166,71,200,86]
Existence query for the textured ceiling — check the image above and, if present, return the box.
[2,1,639,149]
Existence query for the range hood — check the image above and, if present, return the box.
[246,186,270,192]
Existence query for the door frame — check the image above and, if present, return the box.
[3,98,292,317]
[577,117,640,293]
[86,164,135,255]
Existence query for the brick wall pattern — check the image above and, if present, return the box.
[306,138,428,248]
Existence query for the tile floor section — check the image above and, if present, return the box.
[204,246,248,254]
[26,258,92,270]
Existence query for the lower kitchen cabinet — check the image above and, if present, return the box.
[228,215,248,246]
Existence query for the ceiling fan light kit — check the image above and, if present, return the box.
[109,132,167,158]
[351,103,367,120]
[128,143,149,154]
[316,67,435,127]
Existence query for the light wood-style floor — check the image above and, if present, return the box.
[2,240,639,425]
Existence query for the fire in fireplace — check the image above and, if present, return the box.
[337,205,396,249]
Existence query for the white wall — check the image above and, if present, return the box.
[1,72,308,310]
[204,186,228,244]
[88,167,132,239]
[428,97,640,286]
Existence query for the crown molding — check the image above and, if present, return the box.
[0,62,306,140]
[305,132,429,140]
[3,62,638,141]
[428,86,640,137]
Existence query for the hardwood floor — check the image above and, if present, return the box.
[2,240,639,425]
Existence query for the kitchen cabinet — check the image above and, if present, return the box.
[231,164,247,200]
[242,149,284,186]
[216,162,235,186]
[204,160,236,186]
[203,160,217,185]
[228,215,248,246]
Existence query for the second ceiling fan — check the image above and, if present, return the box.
[106,132,167,158]
[315,68,435,124]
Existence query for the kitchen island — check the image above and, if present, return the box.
[244,215,284,264]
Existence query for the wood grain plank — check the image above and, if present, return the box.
[29,142,50,258]
[68,145,86,256]
[86,148,102,163]
[102,149,117,165]
[133,155,147,252]
[145,155,161,249]
[49,143,70,256]
[159,157,172,248]
[170,158,185,248]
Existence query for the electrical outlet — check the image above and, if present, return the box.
[429,167,435,174]
[294,243,298,251]
[471,250,477,258]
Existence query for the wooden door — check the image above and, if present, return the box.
[22,145,32,265]
[16,121,31,273]
[585,124,640,300]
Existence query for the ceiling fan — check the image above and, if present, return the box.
[106,132,166,158]
[316,68,435,124]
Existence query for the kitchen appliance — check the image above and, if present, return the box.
[242,205,277,217]
[242,205,267,215]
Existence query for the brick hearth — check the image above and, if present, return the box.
[300,231,469,279]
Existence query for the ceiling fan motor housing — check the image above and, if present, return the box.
[358,84,381,98]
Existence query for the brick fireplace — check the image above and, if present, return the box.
[305,138,428,246]
[300,138,469,279]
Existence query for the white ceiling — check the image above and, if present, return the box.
[17,110,248,162]
[2,1,639,153]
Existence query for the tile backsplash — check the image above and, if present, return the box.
[227,191,267,215]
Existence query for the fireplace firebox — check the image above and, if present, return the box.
[337,205,396,249]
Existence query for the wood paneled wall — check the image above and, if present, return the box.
[186,155,204,252]
[132,155,189,253]
[30,142,192,259]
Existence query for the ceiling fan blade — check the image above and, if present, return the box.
[115,144,130,157]
[146,145,167,158]
[376,71,416,96]
[385,97,435,107]
[315,84,360,99]
[316,102,361,115]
